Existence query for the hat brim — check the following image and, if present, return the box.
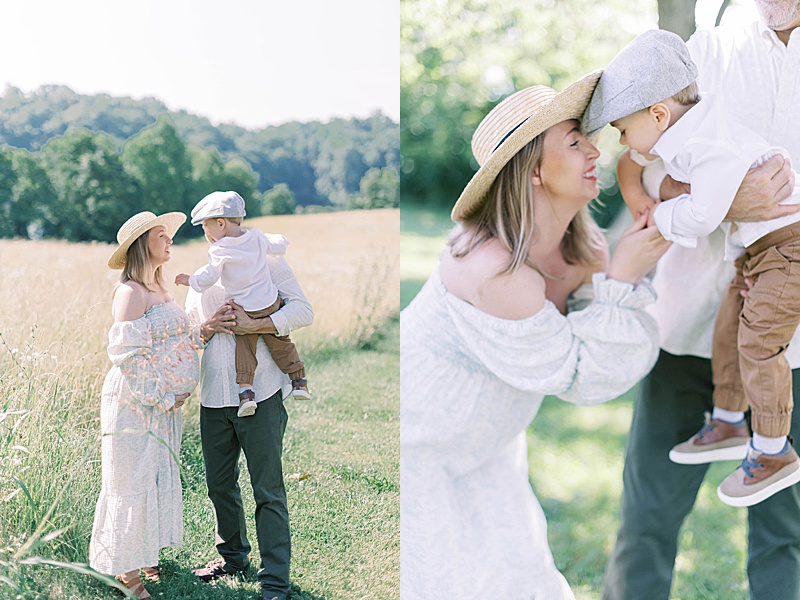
[108,212,187,269]
[451,69,603,222]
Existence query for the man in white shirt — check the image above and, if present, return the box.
[603,3,800,598]
[185,253,313,600]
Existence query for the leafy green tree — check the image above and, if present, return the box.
[121,116,193,217]
[261,184,297,216]
[7,148,58,238]
[40,129,140,242]
[0,147,18,237]
[189,146,261,222]
[347,167,399,209]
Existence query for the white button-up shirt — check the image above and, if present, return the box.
[646,19,800,363]
[185,254,314,408]
[651,93,800,256]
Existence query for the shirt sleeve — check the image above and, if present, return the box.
[445,273,660,405]
[107,319,176,411]
[263,233,289,255]
[189,246,226,293]
[266,255,314,336]
[653,142,752,247]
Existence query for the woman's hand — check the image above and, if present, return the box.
[725,155,797,222]
[171,392,191,410]
[607,210,672,284]
[200,304,237,343]
[229,302,278,335]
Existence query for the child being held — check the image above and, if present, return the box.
[583,29,800,507]
[176,190,310,418]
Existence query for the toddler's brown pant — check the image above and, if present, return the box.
[235,296,305,386]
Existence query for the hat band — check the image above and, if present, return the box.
[491,116,531,154]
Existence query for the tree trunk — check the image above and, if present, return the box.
[658,0,698,40]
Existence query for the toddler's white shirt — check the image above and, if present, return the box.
[644,20,800,363]
[651,93,800,260]
[188,228,288,312]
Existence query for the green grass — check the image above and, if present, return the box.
[1,319,399,600]
[402,202,751,600]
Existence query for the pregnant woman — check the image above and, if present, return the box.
[89,211,200,599]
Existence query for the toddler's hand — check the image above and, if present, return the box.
[625,193,657,220]
[175,273,190,286]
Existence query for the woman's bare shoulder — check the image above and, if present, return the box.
[441,240,546,320]
[112,281,149,322]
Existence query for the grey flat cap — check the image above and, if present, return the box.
[582,29,698,137]
[191,190,246,225]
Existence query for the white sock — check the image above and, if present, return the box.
[711,407,745,424]
[239,386,253,394]
[752,433,786,455]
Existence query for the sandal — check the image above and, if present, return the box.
[115,573,151,599]
[141,566,160,582]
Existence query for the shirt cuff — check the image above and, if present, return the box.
[653,201,699,248]
[270,308,290,337]
[160,391,176,412]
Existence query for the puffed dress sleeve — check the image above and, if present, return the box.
[107,319,176,411]
[445,272,659,405]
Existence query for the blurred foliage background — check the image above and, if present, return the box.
[400,0,749,232]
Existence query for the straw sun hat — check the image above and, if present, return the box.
[108,211,187,269]
[451,69,603,222]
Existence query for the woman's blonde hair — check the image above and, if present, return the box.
[449,133,605,276]
[119,229,165,293]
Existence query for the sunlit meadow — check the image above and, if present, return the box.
[0,208,399,599]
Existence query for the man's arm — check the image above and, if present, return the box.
[230,255,314,336]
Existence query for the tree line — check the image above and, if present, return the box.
[0,85,399,242]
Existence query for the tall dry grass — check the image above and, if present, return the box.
[0,208,398,593]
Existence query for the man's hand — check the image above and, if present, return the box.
[201,303,236,343]
[175,273,190,286]
[659,176,691,200]
[726,155,797,222]
[229,302,278,336]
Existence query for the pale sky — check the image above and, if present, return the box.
[0,0,399,129]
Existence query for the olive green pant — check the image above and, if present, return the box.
[200,391,290,599]
[603,351,800,600]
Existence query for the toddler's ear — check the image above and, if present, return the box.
[650,103,671,131]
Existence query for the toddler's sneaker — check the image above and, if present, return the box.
[291,378,312,400]
[718,438,800,507]
[237,389,257,417]
[669,417,750,464]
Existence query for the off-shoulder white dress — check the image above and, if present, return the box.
[89,300,200,575]
[400,268,660,600]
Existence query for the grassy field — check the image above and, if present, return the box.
[0,208,399,599]
[401,203,750,600]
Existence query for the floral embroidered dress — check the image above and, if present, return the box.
[400,268,660,600]
[89,300,200,575]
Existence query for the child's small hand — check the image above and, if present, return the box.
[645,206,658,229]
[175,273,190,286]
[625,193,658,220]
